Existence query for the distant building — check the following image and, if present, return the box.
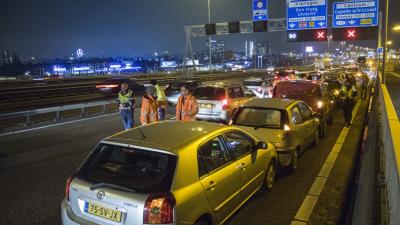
[255,41,272,56]
[245,40,255,58]
[2,50,20,65]
[206,40,227,63]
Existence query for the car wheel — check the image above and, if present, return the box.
[194,219,209,225]
[290,149,299,171]
[263,162,276,191]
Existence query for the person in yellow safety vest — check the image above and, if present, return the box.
[140,86,159,126]
[150,79,167,121]
[117,83,135,130]
[340,79,357,127]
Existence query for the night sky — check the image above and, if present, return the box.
[0,0,399,60]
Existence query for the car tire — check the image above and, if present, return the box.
[194,219,209,225]
[285,149,299,173]
[263,161,276,191]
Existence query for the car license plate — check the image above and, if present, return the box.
[200,104,214,109]
[84,202,122,222]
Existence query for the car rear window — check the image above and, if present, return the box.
[233,107,283,129]
[194,87,225,100]
[77,144,177,193]
[275,83,319,99]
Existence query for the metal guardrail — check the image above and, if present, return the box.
[0,99,117,129]
[379,81,400,225]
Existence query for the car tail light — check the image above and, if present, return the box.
[285,76,289,80]
[222,99,228,110]
[143,193,175,224]
[283,124,291,139]
[65,175,74,201]
[96,84,119,89]
[317,101,323,109]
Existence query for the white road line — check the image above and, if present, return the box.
[291,100,361,225]
[0,112,119,137]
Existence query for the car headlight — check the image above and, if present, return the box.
[317,101,323,109]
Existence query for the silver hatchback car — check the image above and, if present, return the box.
[61,121,277,225]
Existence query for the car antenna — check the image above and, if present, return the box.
[138,127,146,139]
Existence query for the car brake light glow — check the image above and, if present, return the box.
[96,84,119,89]
[222,99,228,110]
[65,176,73,201]
[143,193,175,224]
[317,101,323,109]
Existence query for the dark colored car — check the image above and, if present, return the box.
[325,79,342,105]
[96,78,146,95]
[273,80,334,137]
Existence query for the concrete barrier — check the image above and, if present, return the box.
[379,82,400,225]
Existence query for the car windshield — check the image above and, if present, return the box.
[194,87,225,100]
[77,144,177,193]
[233,107,283,128]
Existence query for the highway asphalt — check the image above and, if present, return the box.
[0,102,367,225]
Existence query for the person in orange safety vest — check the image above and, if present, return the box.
[140,86,159,125]
[176,84,199,121]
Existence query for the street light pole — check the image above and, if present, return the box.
[382,0,389,84]
[208,0,212,74]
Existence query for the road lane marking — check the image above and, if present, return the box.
[291,100,361,224]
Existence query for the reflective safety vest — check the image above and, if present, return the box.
[140,95,158,125]
[155,84,167,107]
[176,95,199,121]
[118,90,134,109]
[341,85,356,100]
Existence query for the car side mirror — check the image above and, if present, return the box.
[256,141,268,150]
[312,112,321,118]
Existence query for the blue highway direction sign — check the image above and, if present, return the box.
[333,0,379,28]
[253,0,268,21]
[287,0,327,30]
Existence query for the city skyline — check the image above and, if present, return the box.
[1,0,399,60]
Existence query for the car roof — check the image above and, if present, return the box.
[200,80,242,88]
[276,79,321,87]
[103,121,226,154]
[242,98,297,110]
[244,77,263,81]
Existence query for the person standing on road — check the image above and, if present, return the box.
[117,82,135,130]
[360,73,369,100]
[340,79,357,127]
[140,86,159,126]
[176,85,199,121]
[150,79,167,121]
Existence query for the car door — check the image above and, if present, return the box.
[198,136,242,224]
[289,105,308,153]
[223,131,268,202]
[297,102,317,146]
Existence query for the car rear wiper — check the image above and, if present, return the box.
[90,182,136,193]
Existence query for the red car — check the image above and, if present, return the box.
[273,80,334,137]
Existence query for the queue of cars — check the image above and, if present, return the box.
[62,67,360,225]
